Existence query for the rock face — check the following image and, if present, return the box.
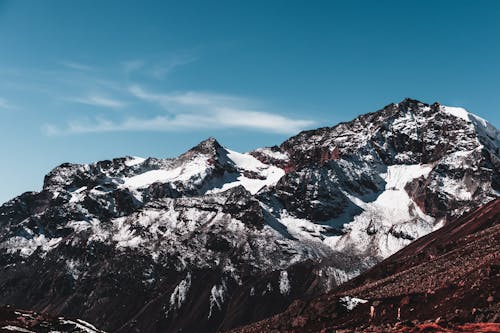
[0,305,105,333]
[228,198,500,333]
[0,99,498,333]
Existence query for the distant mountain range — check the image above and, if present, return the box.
[0,98,498,333]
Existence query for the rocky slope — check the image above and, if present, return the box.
[228,198,500,333]
[0,98,498,332]
[0,305,105,333]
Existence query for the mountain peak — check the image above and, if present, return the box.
[188,137,223,155]
[396,97,429,111]
[176,137,227,164]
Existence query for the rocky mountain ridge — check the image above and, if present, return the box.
[0,98,498,332]
[228,198,500,333]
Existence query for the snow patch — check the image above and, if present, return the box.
[121,155,209,189]
[325,164,435,258]
[125,156,146,167]
[207,149,285,195]
[442,105,500,157]
[1,326,35,333]
[276,210,327,241]
[339,296,368,311]
[279,270,290,295]
[441,106,470,122]
[169,273,192,312]
[68,219,110,244]
[112,218,144,248]
[252,147,289,161]
[208,283,226,318]
[2,235,62,257]
[318,266,363,291]
[60,319,104,333]
[66,259,81,280]
[69,186,87,203]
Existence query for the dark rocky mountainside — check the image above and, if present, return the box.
[0,305,105,333]
[0,98,498,332]
[228,198,500,333]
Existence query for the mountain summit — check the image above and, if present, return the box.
[0,99,498,333]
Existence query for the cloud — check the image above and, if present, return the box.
[66,94,126,109]
[121,54,196,78]
[43,111,313,136]
[128,85,246,108]
[44,86,315,135]
[150,54,197,78]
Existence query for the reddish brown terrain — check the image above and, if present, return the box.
[228,199,500,333]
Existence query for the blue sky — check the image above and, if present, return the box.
[0,0,499,203]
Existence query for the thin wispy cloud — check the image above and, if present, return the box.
[150,54,197,78]
[128,85,247,108]
[122,53,197,78]
[65,94,127,109]
[44,86,315,135]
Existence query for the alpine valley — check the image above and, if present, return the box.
[0,98,498,333]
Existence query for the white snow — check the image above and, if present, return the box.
[325,164,435,258]
[59,146,286,206]
[434,149,482,201]
[279,270,290,295]
[169,273,192,312]
[317,266,363,291]
[384,164,432,190]
[121,156,209,189]
[441,180,473,201]
[227,149,266,170]
[60,319,104,333]
[69,186,87,203]
[339,296,368,310]
[66,259,81,280]
[275,210,328,241]
[208,283,226,318]
[441,106,471,122]
[272,164,435,260]
[75,319,103,332]
[252,147,289,161]
[112,218,144,248]
[206,149,285,195]
[67,219,110,243]
[441,105,500,156]
[441,104,494,130]
[2,234,62,257]
[1,326,35,333]
[125,156,146,167]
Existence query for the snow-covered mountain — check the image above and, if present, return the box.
[0,98,498,333]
